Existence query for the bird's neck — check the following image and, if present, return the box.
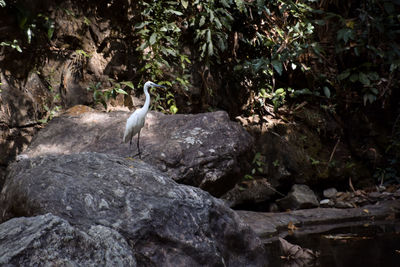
[143,85,151,112]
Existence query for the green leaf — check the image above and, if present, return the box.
[206,30,211,42]
[209,10,216,23]
[244,174,253,180]
[83,17,91,26]
[47,26,54,40]
[337,28,353,43]
[166,10,183,16]
[216,35,226,51]
[271,60,283,75]
[275,88,285,95]
[370,87,379,95]
[368,72,379,81]
[93,90,102,101]
[390,62,399,72]
[76,49,91,58]
[337,71,350,80]
[14,44,22,52]
[135,22,149,29]
[201,42,207,53]
[214,17,222,29]
[208,42,214,56]
[349,73,358,83]
[120,81,134,89]
[161,47,176,56]
[363,93,376,105]
[170,105,178,114]
[199,16,206,27]
[181,0,188,9]
[293,88,312,96]
[149,32,158,45]
[235,0,245,12]
[358,72,370,86]
[115,88,128,95]
[220,0,229,8]
[323,86,331,98]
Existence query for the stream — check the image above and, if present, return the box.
[266,222,400,267]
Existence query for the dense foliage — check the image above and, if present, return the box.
[129,0,400,115]
[1,0,398,112]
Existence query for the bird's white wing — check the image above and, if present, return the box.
[123,109,146,143]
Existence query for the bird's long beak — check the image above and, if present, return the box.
[153,83,166,89]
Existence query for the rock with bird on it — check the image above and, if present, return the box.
[20,108,253,196]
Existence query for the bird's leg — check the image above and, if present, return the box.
[137,130,141,159]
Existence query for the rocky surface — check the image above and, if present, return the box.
[0,72,45,187]
[276,184,319,210]
[20,110,253,196]
[221,178,278,208]
[0,152,267,266]
[0,213,137,266]
[237,200,400,244]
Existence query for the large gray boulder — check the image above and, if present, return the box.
[0,152,267,266]
[0,213,136,266]
[21,110,253,196]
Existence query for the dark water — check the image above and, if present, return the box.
[266,223,400,267]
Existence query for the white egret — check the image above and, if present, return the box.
[123,81,165,158]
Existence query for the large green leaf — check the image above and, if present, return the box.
[115,88,128,95]
[166,9,183,16]
[271,60,283,75]
[120,81,134,89]
[181,0,188,9]
[199,16,206,27]
[337,71,350,80]
[149,32,158,45]
[323,86,331,98]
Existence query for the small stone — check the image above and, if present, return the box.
[335,201,353,209]
[368,191,381,199]
[323,188,338,199]
[320,199,330,205]
[276,184,319,210]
